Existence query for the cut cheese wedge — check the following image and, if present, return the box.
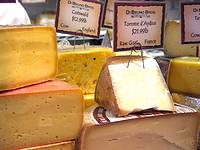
[164,20,198,57]
[21,141,74,150]
[95,56,175,116]
[57,47,114,94]
[167,57,200,96]
[0,26,58,91]
[79,104,199,150]
[0,80,83,150]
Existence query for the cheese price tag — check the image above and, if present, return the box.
[181,3,200,44]
[102,0,114,28]
[113,2,165,52]
[0,0,16,2]
[55,0,103,38]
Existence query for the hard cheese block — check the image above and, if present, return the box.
[164,20,198,57]
[0,26,57,91]
[172,93,200,112]
[57,47,114,94]
[167,57,200,96]
[95,56,175,116]
[79,104,199,150]
[22,141,74,150]
[0,80,83,150]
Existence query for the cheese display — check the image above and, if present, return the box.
[0,26,57,91]
[57,47,114,94]
[95,56,175,116]
[84,94,95,109]
[0,80,83,150]
[167,57,200,96]
[172,93,200,112]
[79,104,199,150]
[21,141,74,150]
[164,20,198,57]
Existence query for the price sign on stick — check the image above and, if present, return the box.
[181,3,200,44]
[113,2,165,52]
[102,0,114,28]
[55,0,103,38]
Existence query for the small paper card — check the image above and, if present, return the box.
[55,0,103,38]
[102,0,114,28]
[113,2,165,52]
[181,3,200,44]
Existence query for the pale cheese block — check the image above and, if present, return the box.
[84,94,95,109]
[167,57,200,96]
[57,47,114,94]
[95,56,175,116]
[21,141,74,150]
[0,80,83,150]
[79,104,199,150]
[0,26,57,91]
[164,20,198,57]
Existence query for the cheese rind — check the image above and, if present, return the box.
[79,105,199,150]
[167,57,200,96]
[95,56,175,116]
[0,80,83,150]
[0,26,58,91]
[57,47,114,94]
[164,20,198,57]
[21,141,74,150]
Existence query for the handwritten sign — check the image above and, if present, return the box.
[102,0,114,28]
[181,3,200,44]
[113,2,165,52]
[0,0,16,2]
[55,0,103,38]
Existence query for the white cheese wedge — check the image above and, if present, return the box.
[95,56,175,116]
[0,80,83,150]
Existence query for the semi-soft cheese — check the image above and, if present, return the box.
[167,57,200,96]
[95,56,175,116]
[79,105,199,150]
[0,26,57,91]
[57,47,114,94]
[0,80,83,150]
[164,20,198,57]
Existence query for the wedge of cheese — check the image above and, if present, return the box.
[57,47,114,94]
[79,104,199,150]
[95,56,175,116]
[167,57,200,96]
[0,80,83,150]
[84,94,95,109]
[164,20,198,57]
[21,141,74,150]
[0,26,57,91]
